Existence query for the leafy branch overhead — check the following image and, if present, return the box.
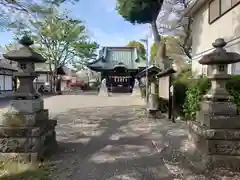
[116,0,164,43]
[0,0,79,11]
[0,0,80,30]
[12,7,98,72]
[126,41,146,60]
[151,36,189,71]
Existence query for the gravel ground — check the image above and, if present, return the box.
[41,94,240,179]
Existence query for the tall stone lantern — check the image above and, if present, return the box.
[0,36,57,162]
[188,38,240,169]
[5,36,44,100]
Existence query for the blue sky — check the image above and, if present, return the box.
[64,0,152,47]
[0,0,153,48]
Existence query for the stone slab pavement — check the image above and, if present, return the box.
[44,94,240,180]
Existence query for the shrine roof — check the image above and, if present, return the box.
[0,59,18,71]
[35,63,67,75]
[136,65,162,78]
[87,46,146,71]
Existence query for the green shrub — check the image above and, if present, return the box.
[157,68,240,119]
[174,83,187,108]
[173,69,192,115]
[182,77,210,120]
[226,75,240,113]
[178,75,240,120]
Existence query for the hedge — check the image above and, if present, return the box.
[173,71,240,120]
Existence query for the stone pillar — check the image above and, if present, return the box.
[136,66,161,114]
[131,79,141,96]
[98,78,109,96]
[188,38,240,169]
[147,78,159,114]
[0,36,57,162]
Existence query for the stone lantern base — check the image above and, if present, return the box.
[0,101,57,162]
[131,88,141,96]
[188,101,240,170]
[188,121,240,170]
[147,94,159,111]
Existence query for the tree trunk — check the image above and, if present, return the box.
[184,48,192,59]
[56,76,62,93]
[151,20,164,67]
[151,20,161,44]
[48,63,53,92]
[49,71,57,93]
[53,72,57,92]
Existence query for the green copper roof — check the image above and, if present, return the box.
[87,47,145,71]
[136,65,162,78]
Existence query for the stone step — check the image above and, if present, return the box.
[0,119,57,137]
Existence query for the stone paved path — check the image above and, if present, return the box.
[44,94,240,180]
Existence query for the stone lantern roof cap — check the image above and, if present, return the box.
[199,38,240,65]
[3,36,46,63]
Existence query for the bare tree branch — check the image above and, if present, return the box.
[157,0,193,58]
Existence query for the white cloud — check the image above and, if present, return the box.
[90,27,127,47]
[89,25,154,62]
[100,0,116,13]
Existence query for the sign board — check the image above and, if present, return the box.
[158,76,170,99]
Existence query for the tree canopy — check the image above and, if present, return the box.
[151,36,184,61]
[126,41,146,60]
[150,36,189,71]
[116,0,164,43]
[11,7,98,72]
[0,0,79,29]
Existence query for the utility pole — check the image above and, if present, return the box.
[140,37,149,103]
[140,25,152,103]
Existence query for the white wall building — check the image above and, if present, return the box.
[0,59,18,93]
[35,63,77,91]
[185,0,240,75]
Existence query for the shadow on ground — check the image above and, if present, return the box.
[49,105,205,179]
[62,90,99,96]
[1,105,240,179]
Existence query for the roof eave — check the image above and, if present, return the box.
[87,58,103,65]
[184,0,209,17]
[136,65,161,78]
[104,46,136,49]
[1,67,18,71]
[86,64,105,71]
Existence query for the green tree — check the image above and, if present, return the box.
[126,41,146,60]
[151,36,184,62]
[12,7,98,90]
[116,0,164,44]
[71,42,99,71]
[0,0,78,11]
[0,42,21,65]
[150,36,187,70]
[150,43,157,63]
[0,0,79,29]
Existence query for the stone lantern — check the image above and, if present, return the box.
[0,36,57,162]
[4,36,45,100]
[200,38,239,105]
[188,38,240,169]
[136,65,161,115]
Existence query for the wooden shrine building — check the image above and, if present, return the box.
[87,47,145,93]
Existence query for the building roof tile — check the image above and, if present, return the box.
[87,46,145,71]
